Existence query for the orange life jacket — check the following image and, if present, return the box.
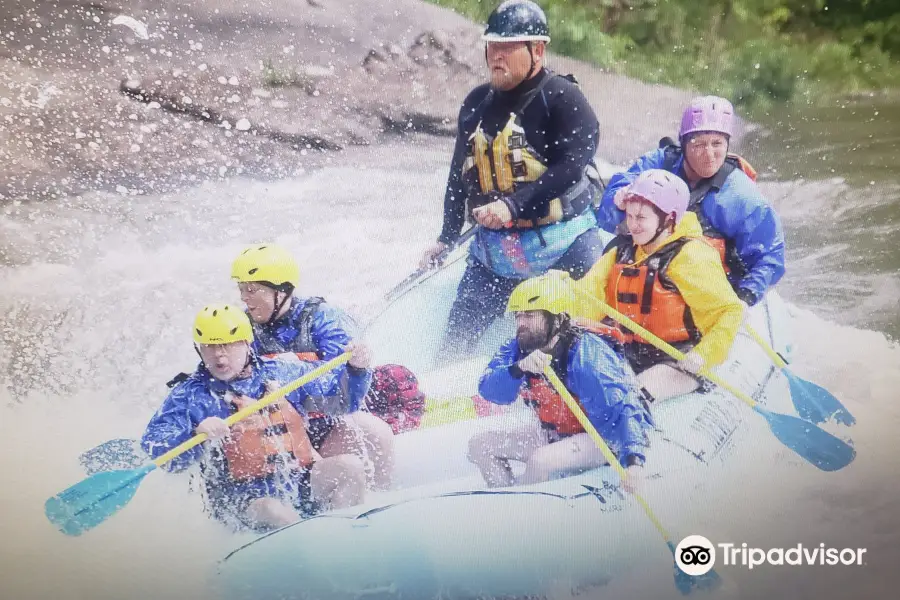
[729,154,757,182]
[221,399,315,481]
[606,236,702,348]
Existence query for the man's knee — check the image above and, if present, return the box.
[524,445,558,480]
[351,411,395,450]
[316,454,366,484]
[637,364,700,403]
[349,411,395,489]
[245,497,298,529]
[311,454,367,509]
[466,429,497,465]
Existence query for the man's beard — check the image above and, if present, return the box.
[516,318,554,354]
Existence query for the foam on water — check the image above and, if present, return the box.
[1,140,899,599]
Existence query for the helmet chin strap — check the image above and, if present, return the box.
[265,287,292,327]
[541,313,567,352]
[644,212,676,246]
[525,41,536,79]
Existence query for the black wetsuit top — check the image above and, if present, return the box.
[438,67,600,245]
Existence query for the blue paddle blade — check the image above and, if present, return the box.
[665,541,722,596]
[586,486,722,596]
[79,438,148,475]
[753,404,856,472]
[45,464,155,536]
[785,370,857,427]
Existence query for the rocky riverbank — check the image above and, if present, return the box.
[0,0,714,204]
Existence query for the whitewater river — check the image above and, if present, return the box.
[1,99,899,600]
[747,91,900,340]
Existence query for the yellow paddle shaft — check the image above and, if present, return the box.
[574,289,758,410]
[152,353,352,468]
[744,323,788,369]
[542,367,673,543]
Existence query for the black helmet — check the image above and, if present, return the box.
[483,1,550,43]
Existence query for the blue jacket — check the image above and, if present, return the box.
[140,354,372,500]
[250,296,358,360]
[596,147,785,302]
[478,330,652,465]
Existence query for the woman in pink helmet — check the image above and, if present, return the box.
[595,96,785,309]
[577,169,745,405]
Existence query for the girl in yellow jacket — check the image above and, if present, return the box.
[576,169,745,405]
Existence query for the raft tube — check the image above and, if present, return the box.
[212,233,798,600]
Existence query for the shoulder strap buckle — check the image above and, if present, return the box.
[166,372,191,389]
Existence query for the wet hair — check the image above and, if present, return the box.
[624,195,669,223]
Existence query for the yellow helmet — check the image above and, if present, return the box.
[230,244,300,289]
[193,303,254,345]
[506,273,575,316]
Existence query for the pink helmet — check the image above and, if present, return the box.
[625,169,690,223]
[679,95,734,140]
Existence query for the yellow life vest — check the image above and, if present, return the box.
[461,74,598,230]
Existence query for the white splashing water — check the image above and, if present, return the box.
[1,140,899,600]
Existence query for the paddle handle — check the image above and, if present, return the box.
[542,367,674,544]
[744,324,788,369]
[151,353,352,468]
[573,288,759,410]
[385,226,480,301]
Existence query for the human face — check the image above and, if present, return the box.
[515,310,553,353]
[485,40,544,91]
[198,341,250,381]
[683,132,728,179]
[625,199,665,247]
[238,282,278,323]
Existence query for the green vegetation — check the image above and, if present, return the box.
[427,0,900,112]
[262,59,313,92]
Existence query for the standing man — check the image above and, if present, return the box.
[419,0,606,357]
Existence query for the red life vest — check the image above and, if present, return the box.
[577,320,627,346]
[517,326,601,436]
[520,375,586,435]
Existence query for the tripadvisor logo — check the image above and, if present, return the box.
[675,535,717,576]
[675,535,867,574]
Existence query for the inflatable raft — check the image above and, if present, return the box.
[211,234,800,600]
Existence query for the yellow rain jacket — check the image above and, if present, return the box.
[576,212,744,367]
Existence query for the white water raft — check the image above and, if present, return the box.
[213,234,798,600]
